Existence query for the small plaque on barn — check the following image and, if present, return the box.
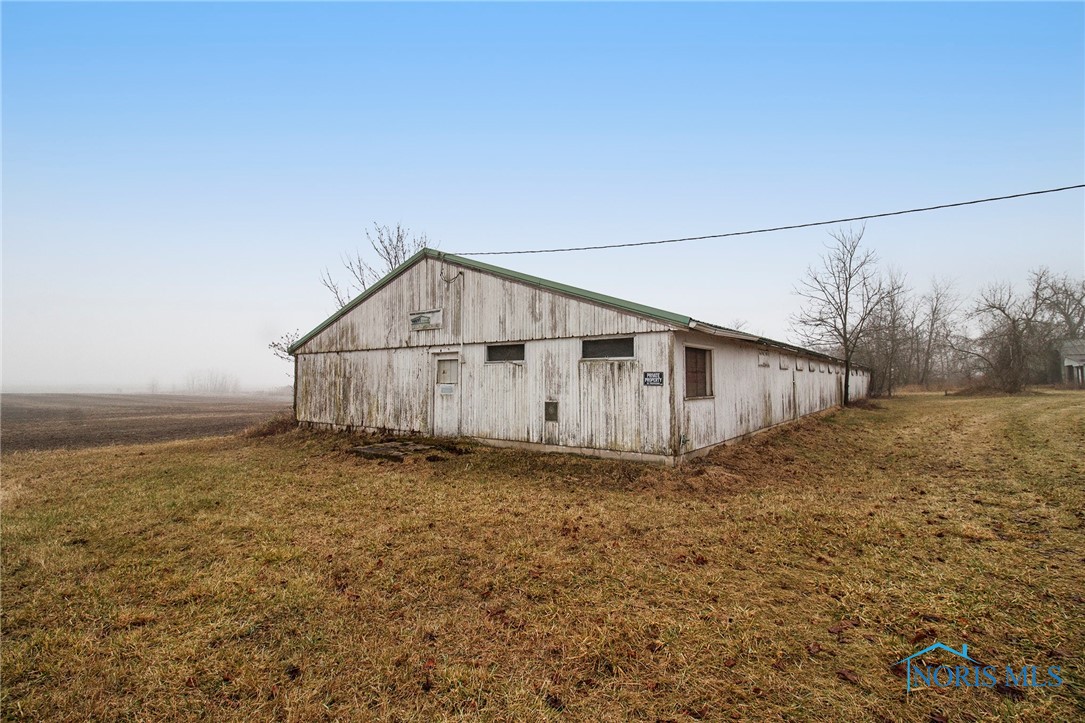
[409,308,443,331]
[439,384,455,395]
[643,372,664,386]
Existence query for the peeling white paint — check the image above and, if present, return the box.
[294,257,868,463]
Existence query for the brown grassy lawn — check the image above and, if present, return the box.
[3,393,1083,721]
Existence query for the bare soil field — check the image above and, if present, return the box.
[0,394,292,453]
[2,392,1083,721]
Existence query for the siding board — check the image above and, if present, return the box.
[294,256,867,463]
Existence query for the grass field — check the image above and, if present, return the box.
[2,392,1083,721]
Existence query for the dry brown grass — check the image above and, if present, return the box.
[2,393,1083,721]
[240,411,298,439]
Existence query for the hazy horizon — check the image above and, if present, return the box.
[4,3,1083,393]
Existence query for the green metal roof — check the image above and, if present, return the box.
[287,248,856,367]
[288,248,691,353]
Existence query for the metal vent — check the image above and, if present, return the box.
[544,401,559,422]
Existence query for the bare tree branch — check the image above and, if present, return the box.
[791,224,884,404]
[320,222,434,309]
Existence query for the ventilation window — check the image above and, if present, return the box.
[487,344,525,362]
[685,347,712,398]
[758,351,770,367]
[544,401,558,422]
[436,358,459,384]
[582,337,634,359]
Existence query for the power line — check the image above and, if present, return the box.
[455,184,1085,256]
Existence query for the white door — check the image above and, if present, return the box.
[433,355,461,437]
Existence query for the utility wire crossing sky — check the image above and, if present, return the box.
[456,184,1085,256]
[2,2,1082,391]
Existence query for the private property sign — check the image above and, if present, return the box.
[643,372,664,386]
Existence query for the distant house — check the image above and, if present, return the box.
[289,249,869,464]
[1061,339,1085,387]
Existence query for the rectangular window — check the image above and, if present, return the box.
[582,337,634,359]
[758,351,770,367]
[685,347,711,398]
[487,343,525,362]
[796,358,804,372]
[436,358,458,384]
[779,355,790,370]
[544,401,558,422]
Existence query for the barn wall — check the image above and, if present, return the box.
[675,332,867,454]
[295,257,671,354]
[849,365,871,400]
[459,332,673,455]
[295,332,674,455]
[295,348,431,432]
[293,253,866,462]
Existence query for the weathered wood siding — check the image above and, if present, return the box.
[294,257,671,354]
[296,334,673,455]
[294,258,676,454]
[294,255,868,461]
[461,333,673,454]
[675,331,868,454]
[295,348,431,432]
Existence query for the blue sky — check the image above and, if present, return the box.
[3,2,1083,391]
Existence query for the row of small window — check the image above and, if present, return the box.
[487,337,635,363]
[758,350,865,376]
[485,340,713,400]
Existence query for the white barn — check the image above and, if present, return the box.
[290,249,869,464]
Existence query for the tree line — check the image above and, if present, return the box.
[791,226,1084,399]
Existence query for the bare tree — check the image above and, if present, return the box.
[1033,267,1085,339]
[958,280,1052,393]
[269,330,300,364]
[320,223,432,308]
[185,369,241,395]
[792,225,885,404]
[914,277,961,388]
[863,268,910,397]
[270,223,433,365]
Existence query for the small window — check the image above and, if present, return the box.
[436,358,458,384]
[808,360,815,371]
[487,344,525,362]
[796,358,804,372]
[758,351,770,367]
[582,337,634,359]
[544,401,558,422]
[779,355,789,370]
[685,347,712,398]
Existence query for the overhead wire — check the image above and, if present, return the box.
[454,184,1085,256]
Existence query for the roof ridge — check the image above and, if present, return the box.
[288,248,858,368]
[289,247,690,353]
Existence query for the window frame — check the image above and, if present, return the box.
[436,358,459,384]
[486,343,526,363]
[581,336,635,360]
[684,345,713,399]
